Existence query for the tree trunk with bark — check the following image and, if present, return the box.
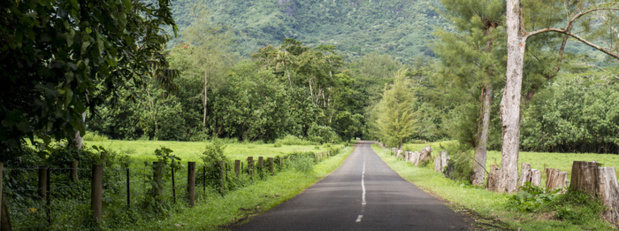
[203,65,209,130]
[499,0,527,193]
[473,84,493,186]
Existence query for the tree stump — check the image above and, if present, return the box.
[412,151,421,167]
[519,163,532,188]
[598,167,619,226]
[486,164,500,192]
[531,169,542,187]
[434,156,442,172]
[569,161,600,195]
[546,168,568,193]
[440,151,449,172]
[396,149,403,159]
[419,146,433,165]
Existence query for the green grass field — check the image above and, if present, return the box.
[84,140,332,162]
[400,141,619,181]
[372,144,616,230]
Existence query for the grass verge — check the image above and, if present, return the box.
[127,146,354,230]
[372,144,615,230]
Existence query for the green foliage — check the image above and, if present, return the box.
[373,69,419,148]
[441,144,475,182]
[521,71,619,153]
[307,124,339,144]
[170,0,449,61]
[82,132,109,142]
[0,0,178,154]
[507,183,560,212]
[507,183,606,226]
[200,139,229,194]
[274,135,314,146]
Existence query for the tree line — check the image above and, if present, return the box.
[372,0,618,193]
[1,1,617,196]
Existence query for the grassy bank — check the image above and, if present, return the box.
[122,146,354,230]
[400,141,619,180]
[84,140,333,162]
[372,144,616,230]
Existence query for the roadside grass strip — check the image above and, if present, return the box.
[132,146,353,230]
[371,144,616,230]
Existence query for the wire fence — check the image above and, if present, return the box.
[0,148,343,230]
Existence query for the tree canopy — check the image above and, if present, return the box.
[0,0,178,154]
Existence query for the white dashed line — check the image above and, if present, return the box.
[357,158,366,223]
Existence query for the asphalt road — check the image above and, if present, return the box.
[235,141,469,231]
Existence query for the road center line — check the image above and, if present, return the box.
[356,157,367,223]
[362,158,366,206]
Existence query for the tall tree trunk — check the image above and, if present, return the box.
[473,21,498,186]
[499,0,527,193]
[472,84,492,186]
[203,65,209,131]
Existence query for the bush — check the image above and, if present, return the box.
[82,131,109,141]
[307,124,340,144]
[506,183,559,212]
[200,139,230,194]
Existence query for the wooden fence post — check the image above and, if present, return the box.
[248,157,254,179]
[219,161,225,193]
[171,163,176,204]
[126,168,130,208]
[225,163,229,181]
[38,166,48,200]
[234,160,240,177]
[258,157,264,171]
[91,164,103,223]
[268,158,274,176]
[71,161,78,182]
[153,162,163,202]
[187,162,196,207]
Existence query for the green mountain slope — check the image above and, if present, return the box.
[170,0,449,61]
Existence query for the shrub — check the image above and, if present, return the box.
[82,131,109,141]
[200,139,229,194]
[506,183,559,212]
[307,124,340,144]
